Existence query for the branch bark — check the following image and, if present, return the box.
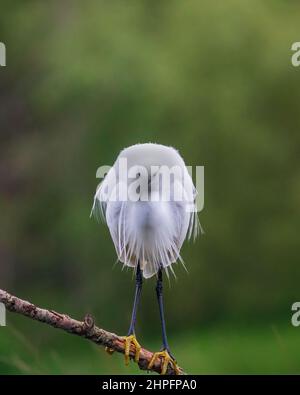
[0,289,184,375]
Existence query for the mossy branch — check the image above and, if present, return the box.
[0,289,184,375]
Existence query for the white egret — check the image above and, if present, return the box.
[91,143,200,374]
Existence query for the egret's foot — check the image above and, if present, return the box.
[123,334,141,365]
[148,349,180,375]
[105,346,115,355]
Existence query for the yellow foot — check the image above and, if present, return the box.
[123,334,141,365]
[105,346,115,355]
[148,349,180,375]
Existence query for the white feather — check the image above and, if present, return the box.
[91,143,200,278]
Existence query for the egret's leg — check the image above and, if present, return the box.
[127,262,143,336]
[156,268,170,352]
[148,268,180,375]
[122,262,143,365]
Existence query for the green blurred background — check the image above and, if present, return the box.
[1,0,300,374]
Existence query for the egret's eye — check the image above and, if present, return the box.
[136,172,141,178]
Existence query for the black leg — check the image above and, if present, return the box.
[147,267,179,374]
[156,267,171,354]
[127,261,143,336]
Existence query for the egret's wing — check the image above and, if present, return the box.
[91,166,117,222]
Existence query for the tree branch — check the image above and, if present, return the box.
[0,289,184,375]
